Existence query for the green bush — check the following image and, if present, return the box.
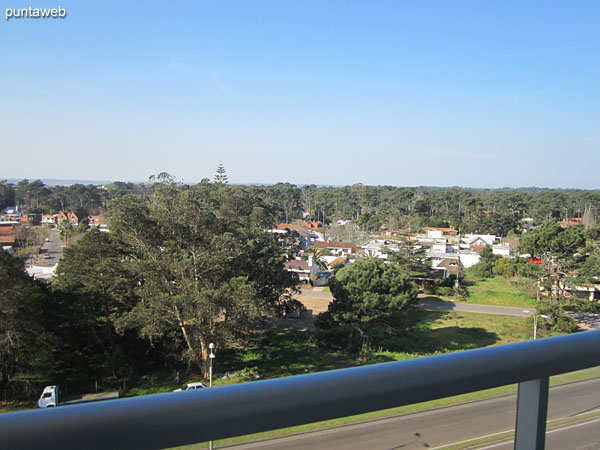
[562,297,600,314]
[436,286,454,296]
[536,300,579,333]
[314,325,362,353]
[466,263,492,279]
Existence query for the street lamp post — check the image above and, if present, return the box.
[209,343,215,450]
[209,343,215,387]
[523,310,550,340]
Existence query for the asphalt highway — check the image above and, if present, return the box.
[228,377,600,450]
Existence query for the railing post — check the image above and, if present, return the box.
[514,377,549,450]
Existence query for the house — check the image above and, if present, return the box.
[275,223,312,233]
[0,222,21,248]
[457,251,481,268]
[315,241,357,256]
[431,239,448,253]
[381,228,409,237]
[427,250,458,268]
[67,212,80,226]
[433,256,463,277]
[468,237,489,252]
[57,211,69,223]
[303,220,322,230]
[1,206,23,222]
[20,213,42,226]
[492,244,511,257]
[521,218,536,233]
[89,215,109,231]
[284,259,313,281]
[271,223,317,251]
[41,214,57,226]
[560,217,583,228]
[423,226,457,239]
[459,234,497,252]
[57,211,80,226]
[362,240,390,259]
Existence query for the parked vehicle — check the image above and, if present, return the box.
[173,382,206,392]
[37,385,119,408]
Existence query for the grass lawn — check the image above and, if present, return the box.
[463,275,537,308]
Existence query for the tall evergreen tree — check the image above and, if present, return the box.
[214,163,229,184]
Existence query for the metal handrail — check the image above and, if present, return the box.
[2,330,600,450]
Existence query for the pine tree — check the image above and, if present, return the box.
[213,163,229,184]
[582,204,597,230]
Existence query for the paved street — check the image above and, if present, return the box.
[416,297,533,318]
[227,378,600,450]
[36,228,63,267]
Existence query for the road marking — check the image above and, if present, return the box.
[452,416,600,450]
[546,417,600,435]
[429,429,513,450]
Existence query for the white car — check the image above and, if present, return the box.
[173,382,206,392]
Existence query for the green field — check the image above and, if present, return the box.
[175,308,538,388]
[463,275,537,308]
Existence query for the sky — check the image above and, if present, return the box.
[1,1,599,188]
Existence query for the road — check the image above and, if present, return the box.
[416,298,532,318]
[226,378,600,450]
[37,228,63,267]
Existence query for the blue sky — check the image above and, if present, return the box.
[1,1,599,188]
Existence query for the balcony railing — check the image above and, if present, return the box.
[2,329,600,450]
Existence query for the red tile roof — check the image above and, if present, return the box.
[0,235,16,245]
[276,223,312,233]
[423,226,456,231]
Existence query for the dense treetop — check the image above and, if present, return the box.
[3,178,600,236]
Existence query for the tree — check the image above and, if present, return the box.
[307,246,328,270]
[582,204,597,229]
[0,251,54,397]
[324,259,418,340]
[53,229,140,380]
[519,221,586,301]
[109,175,298,377]
[58,219,76,247]
[0,180,16,210]
[386,242,431,278]
[214,163,229,185]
